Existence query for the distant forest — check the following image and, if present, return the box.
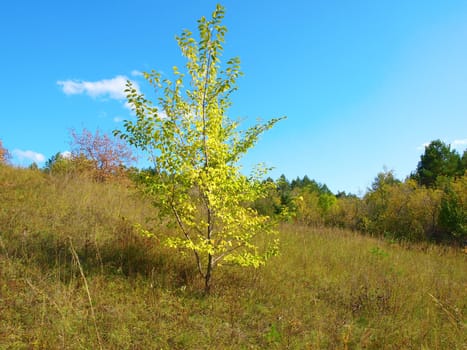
[255,139,466,244]
[1,133,466,245]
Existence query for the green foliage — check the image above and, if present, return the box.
[461,149,467,171]
[276,174,292,207]
[414,140,463,188]
[252,178,283,217]
[439,176,467,242]
[363,178,444,241]
[43,152,104,181]
[44,152,74,174]
[356,159,467,243]
[265,175,337,226]
[266,165,465,245]
[248,155,466,244]
[369,246,388,258]
[318,193,337,214]
[115,4,283,292]
[265,323,282,344]
[370,169,401,192]
[333,195,366,230]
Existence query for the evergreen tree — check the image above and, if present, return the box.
[414,140,461,188]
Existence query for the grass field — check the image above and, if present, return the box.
[1,166,466,349]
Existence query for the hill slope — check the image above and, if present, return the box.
[0,166,466,349]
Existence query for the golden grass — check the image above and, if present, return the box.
[0,166,466,349]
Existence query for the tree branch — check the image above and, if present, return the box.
[170,182,204,277]
[201,41,212,169]
[212,243,244,266]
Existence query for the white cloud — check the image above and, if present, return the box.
[131,70,144,77]
[159,110,169,119]
[60,151,72,159]
[57,75,139,100]
[416,142,430,151]
[13,149,46,164]
[452,139,467,148]
[113,117,124,123]
[417,139,467,151]
[124,101,136,111]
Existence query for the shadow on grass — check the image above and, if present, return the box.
[1,228,200,292]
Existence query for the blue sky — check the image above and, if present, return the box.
[2,0,467,194]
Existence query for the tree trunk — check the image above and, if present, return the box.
[204,254,213,294]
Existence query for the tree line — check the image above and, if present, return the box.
[1,134,465,246]
[255,140,466,245]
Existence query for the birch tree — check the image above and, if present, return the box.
[115,4,284,293]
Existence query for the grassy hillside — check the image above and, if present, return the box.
[0,166,466,349]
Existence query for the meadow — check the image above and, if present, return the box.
[0,165,466,349]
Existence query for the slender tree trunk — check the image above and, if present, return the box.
[202,43,214,296]
[204,253,213,294]
[204,193,214,293]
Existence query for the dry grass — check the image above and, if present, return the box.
[0,166,466,349]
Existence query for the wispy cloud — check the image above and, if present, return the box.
[417,139,467,151]
[452,139,467,148]
[131,70,144,77]
[123,101,136,112]
[60,151,72,159]
[13,149,46,164]
[57,75,139,100]
[416,142,430,151]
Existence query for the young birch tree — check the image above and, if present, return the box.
[115,4,284,293]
